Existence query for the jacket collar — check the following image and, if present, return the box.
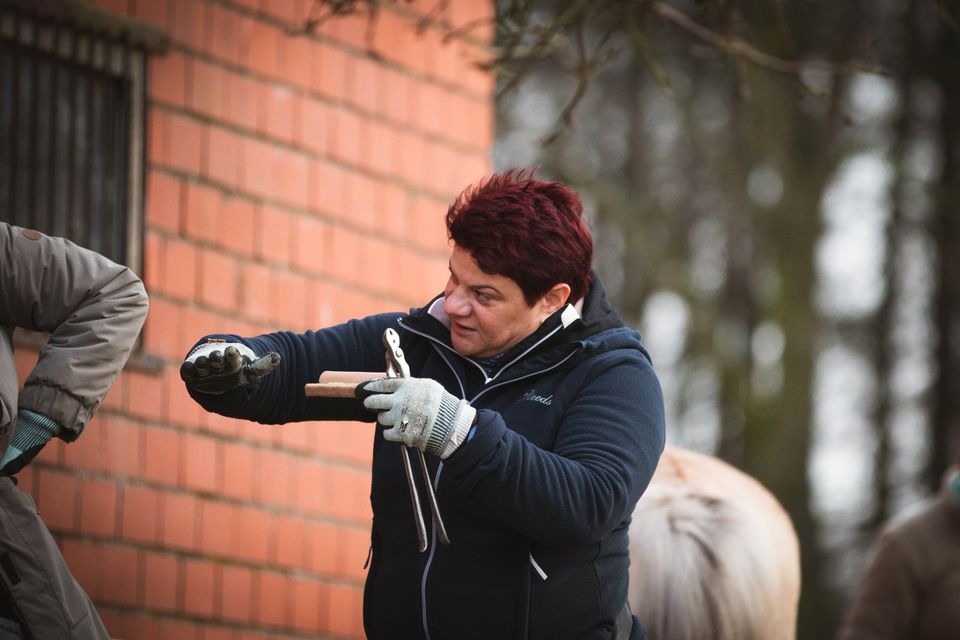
[401,271,626,380]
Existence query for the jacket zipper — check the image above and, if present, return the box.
[395,319,582,640]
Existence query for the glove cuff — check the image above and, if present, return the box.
[426,393,476,459]
[12,410,62,449]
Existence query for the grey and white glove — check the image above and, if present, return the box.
[361,377,476,459]
[180,341,280,394]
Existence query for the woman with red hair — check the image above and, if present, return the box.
[181,170,665,640]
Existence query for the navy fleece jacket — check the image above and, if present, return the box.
[186,276,665,639]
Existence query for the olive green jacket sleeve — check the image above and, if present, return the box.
[0,222,148,442]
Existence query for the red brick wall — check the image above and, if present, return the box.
[13,1,493,638]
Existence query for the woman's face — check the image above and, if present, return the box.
[442,244,567,359]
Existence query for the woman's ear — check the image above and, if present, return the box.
[540,283,572,319]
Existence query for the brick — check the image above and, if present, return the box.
[144,426,182,486]
[147,107,169,166]
[308,160,346,218]
[205,126,241,189]
[417,81,445,138]
[100,545,140,606]
[91,0,130,14]
[328,582,363,637]
[338,525,373,582]
[345,172,376,230]
[149,50,186,107]
[220,565,254,623]
[64,413,102,471]
[101,369,127,411]
[380,66,413,125]
[257,205,292,265]
[167,113,204,175]
[184,181,223,245]
[261,84,294,143]
[61,539,101,599]
[232,505,271,563]
[295,459,328,516]
[225,72,260,132]
[162,491,199,550]
[305,521,338,575]
[104,416,143,480]
[239,260,272,322]
[184,433,219,493]
[240,137,276,199]
[143,552,179,611]
[315,43,349,102]
[372,11,414,67]
[79,478,117,537]
[170,0,207,49]
[206,3,242,63]
[326,11,366,50]
[270,272,307,330]
[273,513,306,568]
[322,464,354,522]
[277,417,314,453]
[298,95,329,156]
[280,31,311,90]
[220,196,257,255]
[247,20,281,79]
[198,249,239,311]
[305,280,335,329]
[396,129,427,187]
[183,557,216,617]
[142,296,182,361]
[132,0,169,29]
[262,0,301,25]
[145,170,182,233]
[353,56,381,112]
[34,436,64,467]
[330,108,363,167]
[255,570,288,628]
[329,224,360,285]
[266,148,305,212]
[290,575,324,631]
[202,628,240,640]
[221,442,256,501]
[163,237,199,301]
[122,485,161,543]
[165,365,207,431]
[190,58,225,119]
[366,120,400,178]
[126,369,166,421]
[199,499,233,557]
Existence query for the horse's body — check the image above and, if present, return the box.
[628,445,801,640]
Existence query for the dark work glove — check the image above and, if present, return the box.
[2,410,62,475]
[180,341,280,394]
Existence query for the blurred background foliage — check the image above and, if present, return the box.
[314,0,960,636]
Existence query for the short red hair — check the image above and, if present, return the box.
[445,169,593,306]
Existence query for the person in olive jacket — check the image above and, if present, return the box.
[180,170,666,640]
[0,221,148,639]
[839,451,960,640]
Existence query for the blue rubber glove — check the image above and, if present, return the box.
[2,410,62,474]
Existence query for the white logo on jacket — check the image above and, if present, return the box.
[521,389,553,406]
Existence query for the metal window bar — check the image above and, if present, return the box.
[0,6,145,270]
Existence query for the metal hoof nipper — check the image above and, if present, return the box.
[382,328,450,551]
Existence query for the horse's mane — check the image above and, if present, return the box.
[628,447,800,640]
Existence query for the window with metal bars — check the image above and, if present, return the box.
[0,0,161,272]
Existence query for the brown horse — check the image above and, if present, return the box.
[628,445,801,640]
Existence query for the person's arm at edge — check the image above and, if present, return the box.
[0,222,148,440]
